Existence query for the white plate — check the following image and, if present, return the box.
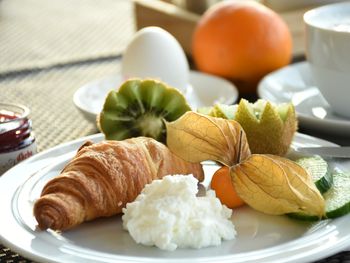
[258,61,350,137]
[1,133,350,263]
[73,71,238,123]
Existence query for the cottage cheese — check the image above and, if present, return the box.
[122,174,236,251]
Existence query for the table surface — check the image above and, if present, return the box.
[0,0,349,262]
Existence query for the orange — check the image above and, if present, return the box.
[210,166,245,209]
[192,1,292,94]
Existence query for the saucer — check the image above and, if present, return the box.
[258,61,350,137]
[74,71,238,124]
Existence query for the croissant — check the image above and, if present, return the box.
[33,137,204,231]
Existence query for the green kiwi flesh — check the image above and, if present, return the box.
[98,78,191,143]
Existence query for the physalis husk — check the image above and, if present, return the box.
[165,111,251,166]
[231,154,325,217]
[166,111,325,217]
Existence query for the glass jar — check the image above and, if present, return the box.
[0,103,37,175]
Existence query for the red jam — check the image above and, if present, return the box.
[0,103,37,174]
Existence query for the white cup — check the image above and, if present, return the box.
[304,2,350,118]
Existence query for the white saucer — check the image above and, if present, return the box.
[258,61,350,137]
[73,71,238,123]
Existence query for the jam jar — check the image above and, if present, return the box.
[0,103,37,175]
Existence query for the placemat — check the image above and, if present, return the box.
[0,59,121,151]
[0,0,134,74]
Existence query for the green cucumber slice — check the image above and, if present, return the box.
[296,156,333,194]
[288,172,350,221]
[324,172,350,218]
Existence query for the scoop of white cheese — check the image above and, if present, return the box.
[122,174,236,251]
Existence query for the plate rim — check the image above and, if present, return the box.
[1,133,350,263]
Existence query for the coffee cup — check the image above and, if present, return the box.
[304,2,350,118]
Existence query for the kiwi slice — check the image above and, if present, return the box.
[209,103,236,119]
[198,99,297,156]
[97,78,191,143]
[234,99,297,156]
[197,106,213,116]
[197,103,236,119]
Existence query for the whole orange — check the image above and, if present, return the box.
[192,1,292,93]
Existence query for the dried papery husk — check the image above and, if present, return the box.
[230,154,325,217]
[166,111,251,166]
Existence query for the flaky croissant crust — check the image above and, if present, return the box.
[33,137,204,231]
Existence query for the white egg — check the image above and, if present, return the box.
[121,27,190,94]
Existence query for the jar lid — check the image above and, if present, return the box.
[0,103,32,152]
[0,103,30,124]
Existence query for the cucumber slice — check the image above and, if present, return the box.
[324,172,350,218]
[288,172,350,221]
[296,156,333,193]
[287,212,320,221]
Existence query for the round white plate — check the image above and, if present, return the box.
[73,71,238,123]
[1,133,350,263]
[258,61,350,137]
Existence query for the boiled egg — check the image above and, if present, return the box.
[121,27,190,94]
